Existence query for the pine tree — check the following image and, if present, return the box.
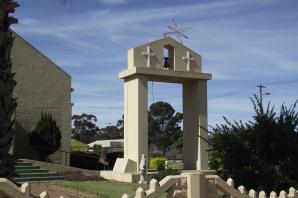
[29,113,61,161]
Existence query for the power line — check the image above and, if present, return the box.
[210,79,298,101]
[264,79,298,86]
[210,88,253,101]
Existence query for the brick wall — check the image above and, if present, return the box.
[10,31,71,165]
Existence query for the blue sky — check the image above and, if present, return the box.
[13,0,298,127]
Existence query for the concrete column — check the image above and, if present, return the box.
[124,75,148,171]
[182,172,206,198]
[183,80,208,170]
[197,80,208,170]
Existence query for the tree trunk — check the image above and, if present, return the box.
[0,0,18,179]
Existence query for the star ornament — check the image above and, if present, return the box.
[163,18,191,44]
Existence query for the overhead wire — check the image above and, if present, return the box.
[210,79,298,101]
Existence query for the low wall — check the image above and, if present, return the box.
[20,159,101,176]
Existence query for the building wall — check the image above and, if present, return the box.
[10,31,71,165]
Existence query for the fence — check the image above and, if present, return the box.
[0,178,51,198]
[125,172,298,198]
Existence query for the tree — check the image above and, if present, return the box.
[29,113,62,161]
[0,0,19,178]
[72,113,100,144]
[92,144,102,156]
[97,125,123,140]
[209,95,298,192]
[148,101,183,155]
[96,116,124,140]
[116,114,124,132]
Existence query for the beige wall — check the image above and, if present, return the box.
[10,31,71,165]
[128,37,201,72]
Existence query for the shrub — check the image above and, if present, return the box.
[209,96,298,192]
[153,169,180,181]
[29,112,61,161]
[149,157,167,170]
[70,152,104,170]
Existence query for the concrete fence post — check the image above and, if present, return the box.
[135,187,145,198]
[289,187,297,198]
[279,190,287,198]
[227,178,234,188]
[269,191,277,198]
[249,189,257,198]
[258,191,267,198]
[149,179,159,192]
[39,191,49,198]
[185,172,206,198]
[238,186,246,195]
[21,182,30,197]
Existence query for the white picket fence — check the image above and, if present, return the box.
[122,175,187,198]
[0,178,54,198]
[206,175,298,198]
[124,173,298,198]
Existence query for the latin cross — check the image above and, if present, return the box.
[183,51,194,71]
[142,46,155,67]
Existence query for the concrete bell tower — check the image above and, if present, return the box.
[113,37,212,174]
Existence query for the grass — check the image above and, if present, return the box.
[59,181,148,198]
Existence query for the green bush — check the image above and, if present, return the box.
[153,169,180,181]
[149,157,167,170]
[29,112,61,161]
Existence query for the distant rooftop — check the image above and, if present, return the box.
[88,139,124,148]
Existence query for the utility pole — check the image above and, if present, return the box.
[257,84,271,105]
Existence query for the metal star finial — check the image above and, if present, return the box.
[163,18,191,44]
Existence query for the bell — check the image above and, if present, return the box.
[163,57,171,69]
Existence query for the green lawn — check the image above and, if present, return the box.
[59,181,148,198]
[59,180,223,197]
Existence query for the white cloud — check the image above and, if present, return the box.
[55,59,83,67]
[99,0,127,5]
[14,1,245,43]
[275,59,298,72]
[20,18,39,25]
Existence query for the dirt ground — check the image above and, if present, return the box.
[30,183,97,198]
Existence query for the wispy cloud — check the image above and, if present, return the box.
[55,59,83,68]
[99,0,127,5]
[20,18,39,25]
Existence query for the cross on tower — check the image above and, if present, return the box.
[183,51,194,71]
[142,46,155,67]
